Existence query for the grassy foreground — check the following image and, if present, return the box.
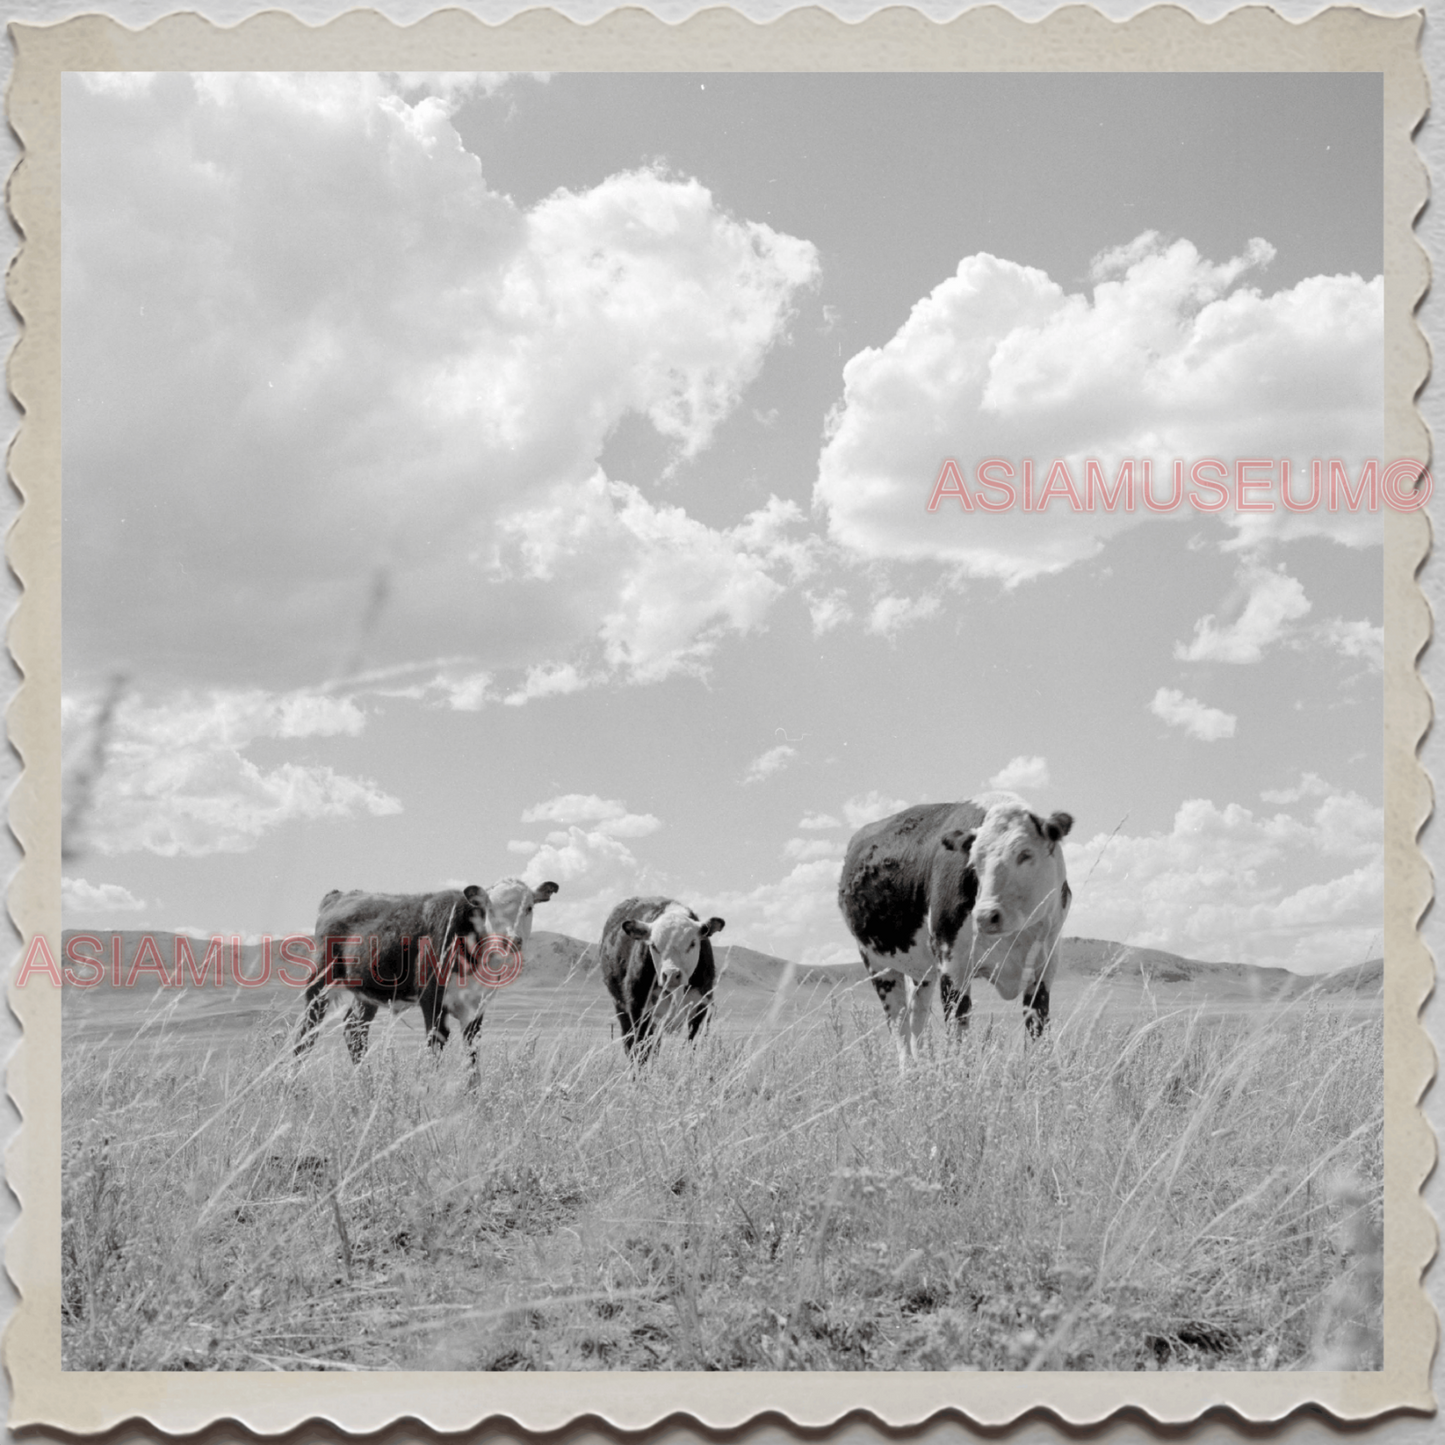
[61,984,1382,1371]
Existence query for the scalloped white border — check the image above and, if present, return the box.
[3,5,1433,1432]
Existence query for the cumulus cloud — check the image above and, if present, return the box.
[520,794,661,838]
[842,790,910,830]
[744,744,797,785]
[711,856,858,967]
[513,825,651,937]
[815,234,1382,585]
[1175,564,1311,663]
[386,72,539,113]
[1261,772,1333,806]
[508,793,667,937]
[798,811,841,831]
[807,590,854,635]
[66,687,400,857]
[63,72,820,696]
[1316,617,1384,671]
[491,476,812,689]
[988,755,1050,792]
[1065,784,1382,971]
[62,877,148,916]
[502,662,595,707]
[866,593,942,638]
[1149,688,1237,742]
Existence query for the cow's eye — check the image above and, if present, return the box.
[1018,850,1033,863]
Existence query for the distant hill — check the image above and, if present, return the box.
[1060,937,1383,1001]
[59,928,1383,1006]
[527,930,595,978]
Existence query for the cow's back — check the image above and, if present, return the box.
[314,888,462,992]
[839,801,987,955]
[316,889,451,940]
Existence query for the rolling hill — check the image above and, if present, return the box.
[57,926,1382,1059]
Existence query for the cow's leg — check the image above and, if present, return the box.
[903,975,934,1060]
[868,967,911,1070]
[425,1008,452,1056]
[633,1014,659,1064]
[461,1006,487,1075]
[1023,978,1050,1039]
[684,987,712,1044]
[612,1001,637,1056]
[417,975,452,1056]
[295,973,331,1055]
[685,1000,708,1042]
[939,975,972,1035]
[343,1000,377,1064]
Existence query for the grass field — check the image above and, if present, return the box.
[61,962,1382,1372]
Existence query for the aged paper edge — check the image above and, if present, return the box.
[3,2,1434,1433]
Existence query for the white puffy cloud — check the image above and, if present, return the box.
[490,476,811,689]
[65,687,400,858]
[1065,785,1382,970]
[1175,564,1311,663]
[815,234,1383,585]
[842,790,910,830]
[866,593,942,638]
[1260,772,1333,806]
[503,663,595,707]
[712,857,857,967]
[1316,617,1384,670]
[744,744,797,785]
[1149,688,1238,742]
[520,794,661,839]
[988,755,1050,792]
[508,794,666,937]
[798,811,841,831]
[64,73,820,695]
[807,590,854,635]
[386,72,535,113]
[62,877,148,916]
[783,836,846,862]
[511,827,655,941]
[518,825,641,886]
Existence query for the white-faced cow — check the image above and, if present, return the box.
[599,897,724,1060]
[294,877,560,1066]
[838,793,1072,1066]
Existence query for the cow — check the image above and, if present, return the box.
[294,877,560,1066]
[838,792,1072,1067]
[599,897,724,1060]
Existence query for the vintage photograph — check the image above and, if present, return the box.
[53,65,1390,1380]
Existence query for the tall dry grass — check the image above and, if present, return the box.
[61,982,1382,1371]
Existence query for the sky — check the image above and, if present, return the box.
[60,71,1387,973]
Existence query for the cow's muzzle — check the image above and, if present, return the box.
[974,906,1005,934]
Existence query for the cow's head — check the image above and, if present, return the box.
[943,802,1071,938]
[461,877,559,953]
[622,906,725,995]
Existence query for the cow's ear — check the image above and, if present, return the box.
[621,919,652,941]
[1045,812,1073,842]
[701,916,725,938]
[533,880,559,903]
[941,829,975,855]
[463,885,487,905]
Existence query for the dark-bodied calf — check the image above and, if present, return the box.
[295,877,559,1066]
[599,897,724,1060]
